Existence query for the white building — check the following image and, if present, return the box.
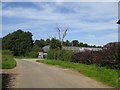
[38,52,47,59]
[38,52,44,58]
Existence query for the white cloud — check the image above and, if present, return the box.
[2,2,118,45]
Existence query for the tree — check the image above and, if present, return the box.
[34,39,46,48]
[79,42,84,47]
[45,39,51,45]
[27,45,42,58]
[57,27,68,48]
[50,38,61,49]
[63,40,71,46]
[72,40,79,47]
[2,29,33,56]
[84,43,88,47]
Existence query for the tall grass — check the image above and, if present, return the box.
[37,59,119,88]
[1,50,16,69]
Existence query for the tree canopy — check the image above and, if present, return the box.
[2,29,102,56]
[71,40,79,47]
[50,38,61,49]
[2,29,33,56]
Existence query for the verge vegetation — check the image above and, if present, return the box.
[1,50,16,69]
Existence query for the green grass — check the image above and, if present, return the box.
[37,59,119,88]
[1,50,16,69]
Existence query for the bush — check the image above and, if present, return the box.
[72,43,120,69]
[26,45,42,58]
[1,50,16,69]
[47,42,120,69]
[2,50,13,56]
[46,49,74,61]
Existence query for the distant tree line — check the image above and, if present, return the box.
[2,29,101,57]
[34,38,102,49]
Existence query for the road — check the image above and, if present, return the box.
[14,59,111,88]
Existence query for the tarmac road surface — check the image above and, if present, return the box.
[14,59,112,88]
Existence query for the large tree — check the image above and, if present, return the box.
[2,29,33,56]
[34,39,46,48]
[72,40,79,47]
[50,38,61,49]
[63,40,71,46]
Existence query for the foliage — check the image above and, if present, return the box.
[2,30,33,56]
[46,49,74,61]
[34,39,101,48]
[34,39,46,48]
[50,38,61,49]
[0,38,2,50]
[45,39,51,45]
[72,43,120,69]
[37,59,119,88]
[63,40,71,46]
[1,50,16,69]
[27,45,42,58]
[71,40,79,47]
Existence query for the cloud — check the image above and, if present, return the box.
[2,2,118,45]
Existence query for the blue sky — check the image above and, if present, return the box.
[1,2,118,46]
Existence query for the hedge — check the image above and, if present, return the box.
[46,49,74,61]
[72,44,120,69]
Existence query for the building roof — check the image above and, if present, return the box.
[42,45,102,52]
[104,42,120,48]
[63,46,102,52]
[42,45,50,52]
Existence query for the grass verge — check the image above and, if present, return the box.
[1,50,16,69]
[36,59,119,88]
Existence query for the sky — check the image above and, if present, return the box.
[1,1,118,46]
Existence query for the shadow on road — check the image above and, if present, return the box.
[1,73,16,88]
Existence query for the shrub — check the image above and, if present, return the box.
[2,50,13,56]
[2,50,16,69]
[46,49,74,61]
[26,45,42,58]
[72,43,120,69]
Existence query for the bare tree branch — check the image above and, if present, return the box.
[57,27,61,41]
[62,28,68,39]
[57,26,68,48]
